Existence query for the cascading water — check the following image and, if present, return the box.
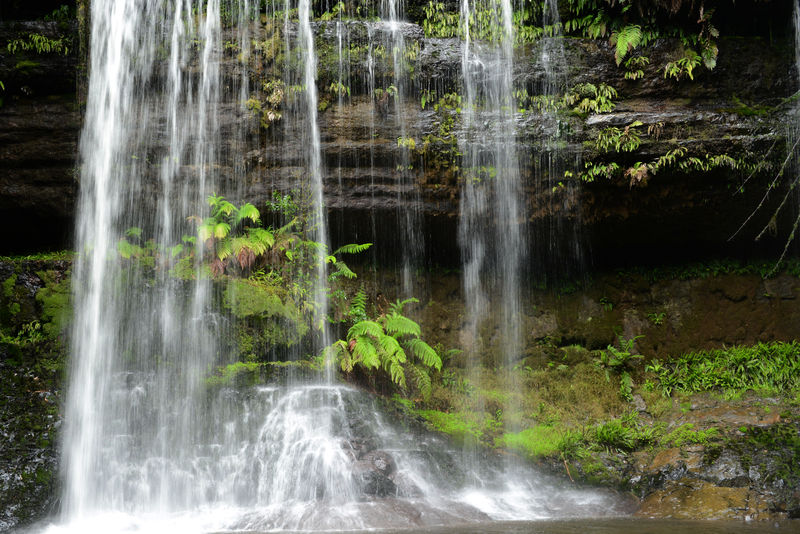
[47,1,629,531]
[63,0,223,517]
[459,0,524,374]
[384,0,425,295]
[533,0,586,279]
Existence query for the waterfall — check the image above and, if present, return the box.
[47,0,628,531]
[385,0,424,295]
[459,0,524,371]
[63,0,224,516]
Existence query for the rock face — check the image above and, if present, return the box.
[0,21,80,253]
[1,14,798,270]
[0,258,70,531]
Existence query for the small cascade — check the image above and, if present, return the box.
[51,385,626,532]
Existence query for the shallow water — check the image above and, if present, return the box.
[34,516,793,534]
[381,518,792,534]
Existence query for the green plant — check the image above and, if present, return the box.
[318,0,345,21]
[328,81,350,98]
[594,121,643,153]
[664,423,719,447]
[422,1,460,38]
[610,24,642,66]
[596,335,643,401]
[191,194,272,276]
[562,83,617,115]
[647,312,665,325]
[44,5,72,23]
[623,56,649,80]
[594,418,636,451]
[646,341,800,397]
[327,298,442,398]
[664,48,701,81]
[7,33,70,55]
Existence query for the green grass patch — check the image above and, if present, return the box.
[495,425,567,458]
[663,423,720,447]
[646,341,800,397]
[0,251,74,262]
[415,409,483,445]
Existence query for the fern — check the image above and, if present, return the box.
[236,203,261,224]
[216,238,232,261]
[329,261,357,280]
[353,335,380,368]
[328,296,443,391]
[409,364,433,401]
[389,359,406,388]
[379,334,406,362]
[348,288,368,321]
[406,338,442,370]
[332,243,372,255]
[347,320,383,339]
[383,313,421,338]
[389,297,419,315]
[610,24,642,66]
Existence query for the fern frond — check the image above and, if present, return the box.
[611,24,642,66]
[276,217,298,236]
[125,227,142,238]
[405,338,442,370]
[214,222,231,239]
[334,261,357,279]
[349,288,368,321]
[383,313,421,338]
[388,297,419,315]
[236,203,261,224]
[347,320,383,340]
[247,227,275,250]
[388,359,406,388]
[327,340,350,370]
[117,239,134,259]
[170,244,184,258]
[332,242,372,255]
[215,200,236,217]
[379,334,404,362]
[353,335,380,368]
[409,364,432,400]
[197,219,215,242]
[216,239,232,261]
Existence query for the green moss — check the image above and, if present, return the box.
[496,426,567,458]
[663,423,720,447]
[205,359,323,387]
[205,361,265,387]
[35,270,72,339]
[415,409,483,445]
[0,251,74,262]
[722,96,773,117]
[14,60,41,70]
[2,274,17,298]
[224,278,297,319]
[223,278,308,347]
